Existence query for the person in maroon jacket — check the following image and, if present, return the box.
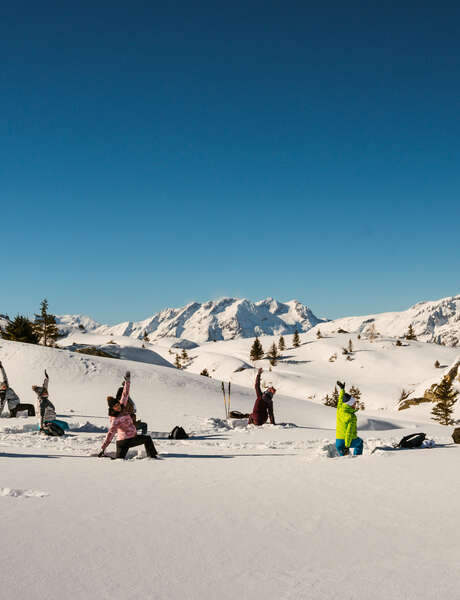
[248,368,277,426]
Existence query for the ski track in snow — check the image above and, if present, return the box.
[0,487,49,498]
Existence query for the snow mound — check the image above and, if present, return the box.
[0,487,49,498]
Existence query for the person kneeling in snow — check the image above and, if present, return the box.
[0,361,35,417]
[32,370,69,436]
[99,371,158,459]
[335,381,363,456]
[115,381,148,435]
[248,368,276,426]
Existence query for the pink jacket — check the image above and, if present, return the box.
[101,381,137,451]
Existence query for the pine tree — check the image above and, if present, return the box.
[348,339,353,353]
[366,323,378,342]
[278,336,285,352]
[2,315,39,344]
[292,328,300,348]
[316,329,322,339]
[266,342,279,366]
[324,386,340,407]
[143,331,150,342]
[395,339,402,347]
[200,368,210,377]
[33,299,60,346]
[181,348,189,360]
[349,384,364,408]
[250,338,264,361]
[431,376,458,425]
[405,324,417,341]
[434,360,440,368]
[174,354,182,369]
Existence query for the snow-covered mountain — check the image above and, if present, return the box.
[90,297,327,343]
[315,294,460,347]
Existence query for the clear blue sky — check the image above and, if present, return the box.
[2,1,459,324]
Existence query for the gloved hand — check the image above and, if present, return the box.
[336,381,345,389]
[45,369,49,378]
[124,371,131,382]
[98,450,105,458]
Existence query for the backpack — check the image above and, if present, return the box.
[168,426,189,440]
[42,422,65,437]
[452,428,460,444]
[397,433,426,449]
[229,410,250,419]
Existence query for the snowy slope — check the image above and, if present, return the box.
[1,337,460,600]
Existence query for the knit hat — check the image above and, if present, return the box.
[345,396,358,407]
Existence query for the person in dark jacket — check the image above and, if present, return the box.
[0,361,35,417]
[31,370,69,435]
[248,368,276,426]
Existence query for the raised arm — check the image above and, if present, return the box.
[0,362,8,388]
[255,368,262,399]
[43,370,49,391]
[119,371,131,407]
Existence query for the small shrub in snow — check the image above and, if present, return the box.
[434,360,440,368]
[337,328,348,334]
[174,354,182,369]
[316,329,322,339]
[328,353,337,362]
[395,339,402,347]
[200,368,210,377]
[342,348,349,355]
[348,339,353,353]
[181,348,189,360]
[323,386,340,407]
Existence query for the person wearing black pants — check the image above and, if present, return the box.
[116,434,157,459]
[10,404,35,417]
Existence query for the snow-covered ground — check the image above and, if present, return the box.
[1,335,459,599]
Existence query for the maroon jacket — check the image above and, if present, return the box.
[250,371,275,426]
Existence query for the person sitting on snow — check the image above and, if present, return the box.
[32,370,68,436]
[115,381,148,435]
[0,361,35,417]
[248,368,276,426]
[335,381,363,456]
[99,371,158,459]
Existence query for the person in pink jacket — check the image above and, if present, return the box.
[98,371,158,459]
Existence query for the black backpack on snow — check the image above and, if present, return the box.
[397,433,426,449]
[42,422,65,437]
[168,426,189,440]
[452,428,460,444]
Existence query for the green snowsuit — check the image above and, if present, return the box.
[336,389,358,447]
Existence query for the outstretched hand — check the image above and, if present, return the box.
[124,370,131,382]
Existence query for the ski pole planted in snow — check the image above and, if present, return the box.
[228,381,231,416]
[221,381,227,418]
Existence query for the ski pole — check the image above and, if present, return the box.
[228,381,231,416]
[221,381,227,418]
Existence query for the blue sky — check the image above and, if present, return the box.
[2,1,459,324]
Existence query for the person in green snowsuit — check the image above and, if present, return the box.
[335,381,363,456]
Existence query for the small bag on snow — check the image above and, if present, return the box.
[452,428,460,444]
[168,426,189,440]
[42,422,65,437]
[397,433,426,449]
[229,410,250,419]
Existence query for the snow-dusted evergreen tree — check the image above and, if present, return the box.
[174,354,182,369]
[33,299,60,346]
[434,360,440,368]
[366,323,378,342]
[250,337,264,361]
[200,368,210,377]
[278,336,285,351]
[292,328,300,348]
[181,348,189,360]
[2,315,39,344]
[405,324,417,341]
[143,331,150,342]
[396,339,402,347]
[349,385,364,409]
[324,386,340,407]
[431,377,458,425]
[266,342,279,366]
[316,329,322,339]
[348,339,353,353]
